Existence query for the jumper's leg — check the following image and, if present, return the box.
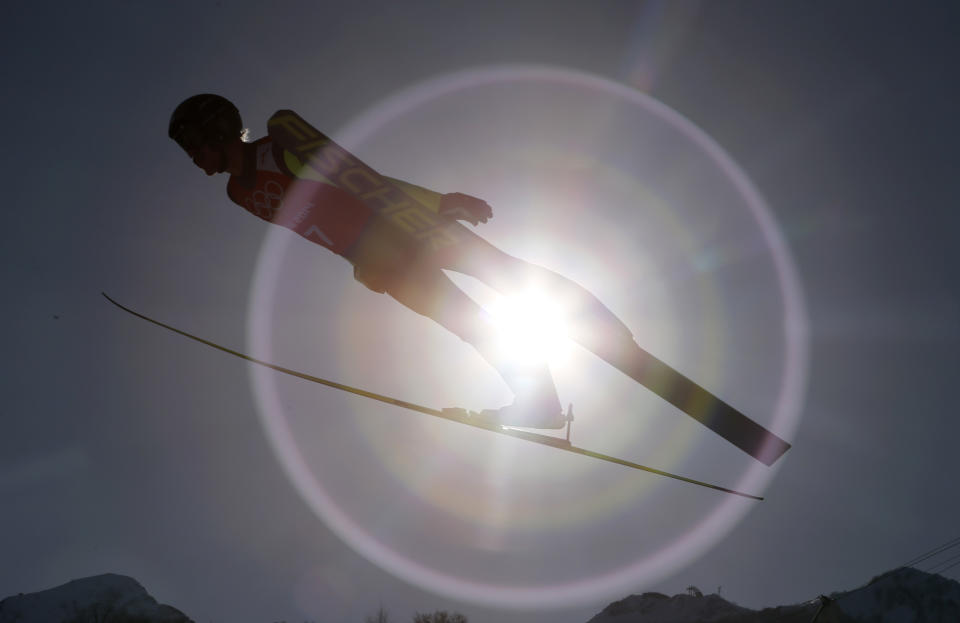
[381,262,564,429]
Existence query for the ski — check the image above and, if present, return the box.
[595,343,792,467]
[103,292,764,501]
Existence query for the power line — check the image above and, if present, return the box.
[938,558,960,575]
[901,535,960,568]
[927,552,960,575]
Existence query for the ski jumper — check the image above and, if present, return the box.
[174,97,791,458]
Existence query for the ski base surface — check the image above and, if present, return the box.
[103,293,764,501]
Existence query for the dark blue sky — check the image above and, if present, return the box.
[2,2,958,622]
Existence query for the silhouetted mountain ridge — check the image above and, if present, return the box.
[0,574,191,623]
[587,567,959,623]
[1,566,957,622]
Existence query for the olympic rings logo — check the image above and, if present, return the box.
[246,180,286,220]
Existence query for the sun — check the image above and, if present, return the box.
[487,290,572,365]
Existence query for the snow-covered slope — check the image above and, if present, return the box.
[0,573,192,623]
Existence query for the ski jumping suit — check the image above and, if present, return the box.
[226,130,634,415]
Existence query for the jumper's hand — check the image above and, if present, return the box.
[439,192,492,225]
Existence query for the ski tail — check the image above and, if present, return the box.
[601,343,791,466]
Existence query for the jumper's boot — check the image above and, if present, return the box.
[478,364,565,429]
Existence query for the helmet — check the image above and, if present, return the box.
[168,94,242,151]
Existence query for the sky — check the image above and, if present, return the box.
[2,2,959,622]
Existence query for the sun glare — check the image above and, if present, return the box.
[487,291,571,365]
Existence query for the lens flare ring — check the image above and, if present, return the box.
[247,64,808,608]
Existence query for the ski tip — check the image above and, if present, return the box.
[101,292,128,311]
